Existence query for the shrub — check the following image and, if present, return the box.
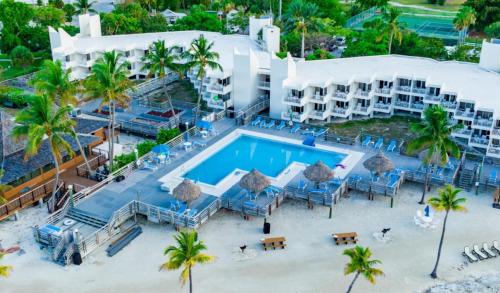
[156,127,180,144]
[10,46,34,68]
[275,52,288,59]
[137,140,156,156]
[485,22,500,38]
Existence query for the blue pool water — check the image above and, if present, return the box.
[183,135,347,185]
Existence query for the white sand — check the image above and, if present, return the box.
[1,183,500,293]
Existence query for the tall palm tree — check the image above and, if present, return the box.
[284,0,322,58]
[407,105,462,204]
[75,0,96,15]
[182,35,222,125]
[11,95,75,211]
[380,6,404,54]
[343,246,384,293]
[85,51,133,171]
[428,184,466,279]
[142,40,182,126]
[31,60,92,174]
[0,253,12,278]
[160,230,214,293]
[454,6,476,44]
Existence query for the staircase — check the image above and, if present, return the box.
[67,208,108,228]
[458,165,477,191]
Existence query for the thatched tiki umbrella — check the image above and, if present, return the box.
[363,151,395,176]
[173,179,201,207]
[239,169,271,196]
[303,161,335,188]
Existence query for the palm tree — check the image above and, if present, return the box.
[284,0,322,58]
[428,185,466,279]
[160,230,214,293]
[407,105,462,204]
[75,0,96,15]
[380,6,404,54]
[343,246,384,293]
[31,60,92,174]
[142,40,182,126]
[0,253,12,278]
[11,95,75,211]
[85,51,133,171]
[182,35,222,125]
[454,6,476,44]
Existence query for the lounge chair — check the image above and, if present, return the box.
[265,120,276,129]
[473,244,489,260]
[193,141,207,148]
[386,139,397,152]
[297,180,307,191]
[290,123,301,133]
[361,135,372,147]
[251,116,262,126]
[493,240,500,254]
[186,209,198,217]
[482,242,497,258]
[463,246,478,262]
[259,120,267,128]
[140,161,158,171]
[276,120,286,130]
[314,128,328,137]
[374,137,384,149]
[489,170,497,184]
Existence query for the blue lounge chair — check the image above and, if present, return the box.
[186,209,198,217]
[176,204,187,215]
[314,128,327,137]
[362,135,372,147]
[259,120,267,128]
[276,120,286,130]
[329,177,342,185]
[489,169,497,184]
[290,123,301,133]
[265,120,276,129]
[387,139,397,152]
[251,116,262,126]
[374,137,384,149]
[297,180,307,191]
[193,140,207,148]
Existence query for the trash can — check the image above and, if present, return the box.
[72,252,82,265]
[263,222,271,234]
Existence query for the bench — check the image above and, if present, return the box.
[332,232,358,245]
[261,236,287,250]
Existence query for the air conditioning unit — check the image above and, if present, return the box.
[71,108,82,117]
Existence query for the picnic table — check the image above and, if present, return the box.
[261,236,287,250]
[332,232,358,245]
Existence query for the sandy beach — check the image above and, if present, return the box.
[1,183,500,293]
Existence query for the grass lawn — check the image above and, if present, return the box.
[326,116,420,144]
[0,59,40,81]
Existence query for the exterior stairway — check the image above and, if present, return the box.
[67,208,108,228]
[458,164,477,191]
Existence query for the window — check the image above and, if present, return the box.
[65,55,71,62]
[125,51,130,57]
[291,106,303,113]
[86,54,91,61]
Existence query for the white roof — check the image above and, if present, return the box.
[54,31,271,77]
[162,9,186,17]
[286,55,500,111]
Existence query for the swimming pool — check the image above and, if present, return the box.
[183,134,347,185]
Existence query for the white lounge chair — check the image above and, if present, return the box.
[463,246,478,263]
[493,240,500,254]
[482,242,497,258]
[473,244,488,260]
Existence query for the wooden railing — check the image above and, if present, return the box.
[76,154,108,178]
[0,179,57,221]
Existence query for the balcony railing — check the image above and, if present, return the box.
[412,87,427,94]
[354,90,370,98]
[492,128,500,136]
[332,107,349,115]
[411,103,424,110]
[424,95,441,103]
[374,88,391,95]
[455,109,475,118]
[258,80,270,88]
[442,101,457,110]
[282,111,303,121]
[470,136,490,145]
[374,103,391,110]
[309,110,328,119]
[210,84,224,92]
[473,118,493,128]
[452,128,472,136]
[334,91,348,99]
[395,101,410,108]
[311,94,326,103]
[395,86,411,92]
[487,145,500,155]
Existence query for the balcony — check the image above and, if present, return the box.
[452,128,472,137]
[395,86,411,92]
[424,95,441,103]
[282,111,306,122]
[442,101,457,110]
[258,80,270,88]
[311,94,327,103]
[207,99,225,108]
[373,103,392,112]
[283,95,307,105]
[394,101,410,108]
[333,91,349,100]
[487,145,500,156]
[354,90,370,99]
[209,83,226,93]
[492,128,500,137]
[470,136,490,146]
[410,103,424,111]
[455,109,475,119]
[332,107,351,117]
[473,118,493,128]
[374,88,392,95]
[309,110,329,120]
[353,105,371,114]
[412,87,427,95]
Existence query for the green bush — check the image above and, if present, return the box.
[137,140,156,156]
[485,22,500,38]
[0,88,31,108]
[10,45,33,68]
[156,127,180,144]
[275,52,288,59]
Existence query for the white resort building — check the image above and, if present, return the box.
[49,14,500,158]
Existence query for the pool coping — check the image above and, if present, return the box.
[158,129,365,197]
